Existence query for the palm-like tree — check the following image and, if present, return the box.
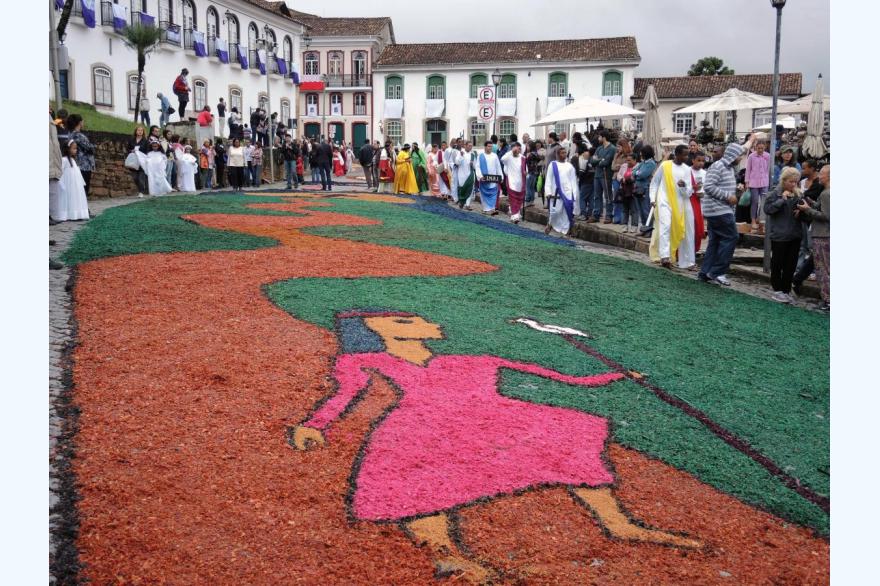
[121,22,164,123]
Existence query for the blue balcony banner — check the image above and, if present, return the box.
[192,30,207,57]
[216,38,229,64]
[257,49,267,75]
[55,0,64,10]
[81,0,95,28]
[111,3,127,31]
[165,24,180,44]
[237,45,249,70]
[275,57,288,76]
[291,62,300,85]
[139,12,155,27]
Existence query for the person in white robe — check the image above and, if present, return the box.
[649,145,694,269]
[454,142,477,209]
[543,146,580,235]
[501,143,527,223]
[136,139,173,195]
[475,142,503,214]
[52,141,90,221]
[445,141,459,201]
[176,145,198,192]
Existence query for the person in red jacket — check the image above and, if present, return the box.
[172,68,190,121]
[196,105,213,128]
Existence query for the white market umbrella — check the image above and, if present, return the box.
[778,93,830,115]
[753,116,798,131]
[676,88,790,114]
[802,75,829,158]
[533,95,643,126]
[640,84,663,161]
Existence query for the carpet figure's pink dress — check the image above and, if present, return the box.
[304,353,624,521]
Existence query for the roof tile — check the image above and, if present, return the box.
[375,37,640,67]
[633,74,803,99]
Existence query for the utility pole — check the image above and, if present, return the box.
[765,0,786,273]
[49,0,63,110]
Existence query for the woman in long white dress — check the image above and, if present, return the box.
[51,141,90,221]
[136,139,173,196]
[176,145,198,192]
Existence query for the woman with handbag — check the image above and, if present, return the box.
[126,125,149,197]
[632,146,657,235]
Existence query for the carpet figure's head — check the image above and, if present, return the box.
[336,310,443,365]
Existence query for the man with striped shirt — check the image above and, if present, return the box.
[698,137,754,286]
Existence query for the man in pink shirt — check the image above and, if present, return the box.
[744,140,771,232]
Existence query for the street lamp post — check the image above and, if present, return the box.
[565,93,575,141]
[321,73,328,143]
[259,27,276,184]
[764,0,786,273]
[491,68,502,142]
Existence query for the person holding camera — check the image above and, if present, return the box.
[763,166,804,303]
[797,165,830,309]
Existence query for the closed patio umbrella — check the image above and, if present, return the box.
[640,84,663,161]
[802,75,828,159]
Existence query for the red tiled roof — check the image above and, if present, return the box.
[242,1,309,27]
[375,37,640,67]
[632,74,803,99]
[288,9,393,37]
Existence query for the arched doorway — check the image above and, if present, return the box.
[425,119,447,147]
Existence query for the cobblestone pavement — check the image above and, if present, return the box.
[48,181,823,580]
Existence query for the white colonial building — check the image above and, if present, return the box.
[631,73,804,140]
[372,38,641,147]
[58,0,307,137]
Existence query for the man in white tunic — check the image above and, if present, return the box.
[543,146,580,235]
[649,145,694,269]
[454,142,477,209]
[475,141,503,214]
[500,142,527,223]
[445,140,459,201]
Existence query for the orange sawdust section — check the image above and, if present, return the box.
[246,191,415,204]
[70,199,828,584]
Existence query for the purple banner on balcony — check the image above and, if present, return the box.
[192,30,207,57]
[55,0,64,10]
[257,49,267,75]
[111,3,127,31]
[81,0,95,28]
[139,12,156,27]
[237,45,248,70]
[275,57,288,76]
[291,63,300,85]
[216,38,229,64]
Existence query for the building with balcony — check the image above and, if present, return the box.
[631,73,804,140]
[371,38,640,147]
[59,0,307,138]
[286,10,394,146]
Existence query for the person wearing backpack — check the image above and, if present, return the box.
[172,68,190,121]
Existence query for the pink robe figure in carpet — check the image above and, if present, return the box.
[290,311,702,581]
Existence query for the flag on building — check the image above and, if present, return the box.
[237,44,249,70]
[275,56,288,76]
[55,0,64,10]
[300,75,325,91]
[139,12,155,27]
[111,3,127,31]
[192,30,207,57]
[257,49,267,75]
[216,38,229,64]
[81,0,96,28]
[291,62,301,85]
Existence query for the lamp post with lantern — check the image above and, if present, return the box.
[491,68,502,141]
[565,93,575,141]
[258,25,276,183]
[764,0,786,272]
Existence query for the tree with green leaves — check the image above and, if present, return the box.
[121,22,164,123]
[687,57,735,76]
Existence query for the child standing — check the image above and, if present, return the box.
[251,142,264,187]
[244,141,255,186]
[199,140,215,190]
[744,141,771,233]
[53,141,90,221]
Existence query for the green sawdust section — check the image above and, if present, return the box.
[62,194,297,265]
[63,193,830,534]
[274,197,830,534]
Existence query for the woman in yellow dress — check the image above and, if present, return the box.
[393,144,419,195]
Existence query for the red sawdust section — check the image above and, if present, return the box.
[71,199,828,584]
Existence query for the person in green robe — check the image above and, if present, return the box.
[411,143,430,194]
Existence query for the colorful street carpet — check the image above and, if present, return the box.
[55,190,830,584]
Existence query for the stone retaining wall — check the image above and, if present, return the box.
[87,131,137,199]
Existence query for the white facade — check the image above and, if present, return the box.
[59,0,305,137]
[372,61,638,147]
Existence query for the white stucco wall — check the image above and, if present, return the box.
[60,0,303,137]
[372,61,638,146]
